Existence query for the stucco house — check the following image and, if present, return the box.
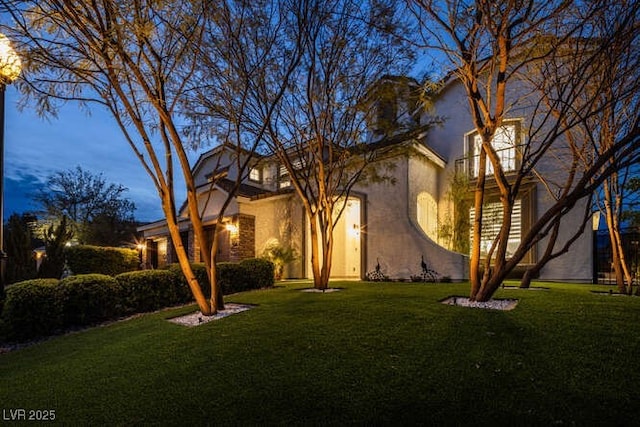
[138,75,594,283]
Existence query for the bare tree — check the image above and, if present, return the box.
[245,0,420,290]
[581,0,640,294]
[411,0,640,301]
[0,0,299,314]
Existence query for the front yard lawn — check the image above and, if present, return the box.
[1,281,639,425]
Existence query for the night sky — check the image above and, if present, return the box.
[3,86,192,223]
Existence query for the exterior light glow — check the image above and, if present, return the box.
[0,34,21,84]
[226,223,239,233]
[0,33,20,292]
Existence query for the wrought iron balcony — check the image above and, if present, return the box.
[455,145,521,178]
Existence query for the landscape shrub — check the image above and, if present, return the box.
[240,258,275,289]
[116,270,189,313]
[217,262,248,294]
[170,260,275,296]
[58,274,122,327]
[66,245,139,276]
[167,263,210,299]
[1,279,62,341]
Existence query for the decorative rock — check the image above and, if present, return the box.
[440,296,518,311]
[167,303,254,327]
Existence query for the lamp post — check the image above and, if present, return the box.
[0,33,21,292]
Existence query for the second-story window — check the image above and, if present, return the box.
[468,121,520,177]
[278,165,291,189]
[249,167,262,183]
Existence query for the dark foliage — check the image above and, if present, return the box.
[4,214,38,285]
[65,245,139,276]
[38,216,74,279]
[33,166,136,245]
[116,270,191,313]
[57,274,122,327]
[1,279,62,341]
[239,258,275,289]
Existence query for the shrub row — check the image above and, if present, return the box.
[66,245,139,276]
[0,258,274,342]
[168,258,274,297]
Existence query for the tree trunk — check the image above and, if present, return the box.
[319,211,334,290]
[469,150,488,300]
[603,179,630,294]
[163,199,211,316]
[309,214,324,289]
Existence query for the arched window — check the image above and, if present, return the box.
[417,192,438,242]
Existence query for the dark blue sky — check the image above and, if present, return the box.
[3,86,190,223]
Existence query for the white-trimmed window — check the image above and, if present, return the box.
[249,167,262,183]
[278,159,305,189]
[469,199,522,259]
[469,122,519,177]
[278,165,291,189]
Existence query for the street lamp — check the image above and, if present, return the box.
[0,33,21,291]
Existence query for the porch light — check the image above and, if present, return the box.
[0,33,20,291]
[226,223,239,233]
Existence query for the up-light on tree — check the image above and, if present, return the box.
[245,0,424,290]
[579,0,640,294]
[410,0,640,301]
[0,0,301,314]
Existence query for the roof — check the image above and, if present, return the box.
[214,178,272,198]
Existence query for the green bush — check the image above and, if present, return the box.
[169,260,274,296]
[116,270,189,313]
[1,279,62,341]
[58,274,122,327]
[217,262,248,294]
[167,263,210,299]
[240,258,275,289]
[66,245,139,276]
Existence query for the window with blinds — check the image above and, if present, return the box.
[469,199,522,258]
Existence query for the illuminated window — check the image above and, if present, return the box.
[417,192,438,242]
[249,167,261,183]
[278,165,291,189]
[469,122,520,177]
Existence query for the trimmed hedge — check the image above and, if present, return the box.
[240,258,275,289]
[217,262,248,294]
[58,274,122,327]
[116,270,191,313]
[1,279,63,341]
[169,259,275,296]
[66,245,139,276]
[167,263,211,299]
[1,259,276,343]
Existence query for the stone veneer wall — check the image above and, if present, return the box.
[230,213,255,262]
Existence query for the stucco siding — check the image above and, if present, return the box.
[240,194,305,278]
[361,154,468,281]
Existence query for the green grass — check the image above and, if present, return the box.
[2,281,640,425]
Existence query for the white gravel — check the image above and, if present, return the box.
[441,296,518,311]
[167,303,254,327]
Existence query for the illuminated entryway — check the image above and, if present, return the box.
[306,197,362,278]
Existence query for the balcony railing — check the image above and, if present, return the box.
[455,145,521,178]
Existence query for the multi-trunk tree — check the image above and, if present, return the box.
[580,0,640,294]
[411,0,640,300]
[247,0,419,290]
[1,0,301,314]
